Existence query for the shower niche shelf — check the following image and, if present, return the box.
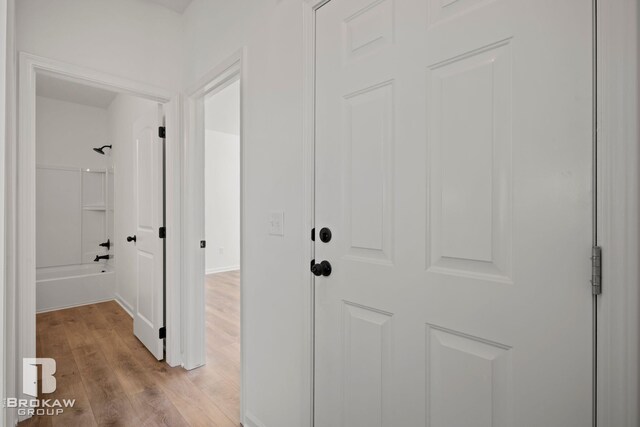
[81,169,112,264]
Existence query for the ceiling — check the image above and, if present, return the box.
[143,0,193,13]
[36,74,118,109]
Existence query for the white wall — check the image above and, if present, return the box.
[183,2,308,426]
[205,80,240,274]
[16,0,182,92]
[35,96,110,169]
[108,93,159,313]
[205,130,240,273]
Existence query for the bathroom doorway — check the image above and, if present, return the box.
[33,71,167,357]
[15,55,182,415]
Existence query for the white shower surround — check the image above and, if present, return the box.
[36,263,114,312]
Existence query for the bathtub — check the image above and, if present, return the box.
[36,264,115,312]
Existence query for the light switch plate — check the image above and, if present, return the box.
[268,211,284,236]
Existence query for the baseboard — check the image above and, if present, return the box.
[114,293,134,318]
[244,412,267,427]
[206,265,240,275]
[35,297,115,314]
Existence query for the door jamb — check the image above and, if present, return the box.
[0,1,7,425]
[13,52,179,419]
[302,2,333,425]
[182,48,247,423]
[596,0,639,426]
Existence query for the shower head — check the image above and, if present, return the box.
[93,145,112,155]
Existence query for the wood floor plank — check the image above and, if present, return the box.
[19,416,53,427]
[92,328,156,396]
[153,371,237,427]
[57,307,95,350]
[50,366,97,427]
[76,304,112,338]
[20,270,242,427]
[95,301,132,331]
[128,387,190,427]
[36,311,71,359]
[70,342,140,426]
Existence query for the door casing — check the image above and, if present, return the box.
[182,48,247,424]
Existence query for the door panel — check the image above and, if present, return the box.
[344,81,394,263]
[314,0,592,425]
[133,111,164,360]
[428,40,513,280]
[426,324,512,427]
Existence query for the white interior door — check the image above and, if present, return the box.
[132,109,165,360]
[314,0,593,426]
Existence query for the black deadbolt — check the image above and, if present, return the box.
[311,260,332,277]
[319,227,332,243]
[127,235,136,243]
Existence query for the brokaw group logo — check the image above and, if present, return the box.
[23,358,57,397]
[4,358,75,417]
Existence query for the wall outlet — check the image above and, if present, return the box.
[268,211,284,236]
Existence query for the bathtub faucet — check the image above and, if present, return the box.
[94,254,110,262]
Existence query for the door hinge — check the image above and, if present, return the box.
[159,327,166,339]
[159,227,166,239]
[311,228,315,241]
[158,126,166,139]
[591,246,602,295]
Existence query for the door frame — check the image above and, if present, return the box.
[182,48,247,422]
[302,0,640,426]
[595,0,640,425]
[12,52,180,418]
[0,0,7,424]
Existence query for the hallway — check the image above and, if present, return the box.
[21,271,241,427]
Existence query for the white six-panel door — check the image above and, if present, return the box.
[314,0,593,425]
[133,111,165,360]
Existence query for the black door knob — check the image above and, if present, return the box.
[319,227,332,243]
[311,260,332,277]
[127,235,137,243]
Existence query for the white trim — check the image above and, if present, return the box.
[164,94,183,368]
[301,1,322,426]
[35,298,115,314]
[14,52,179,421]
[596,0,639,426]
[114,293,134,318]
[4,1,17,425]
[0,2,7,426]
[17,52,39,417]
[183,48,247,424]
[205,266,240,275]
[244,412,268,427]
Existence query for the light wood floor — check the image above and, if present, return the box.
[21,270,241,427]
